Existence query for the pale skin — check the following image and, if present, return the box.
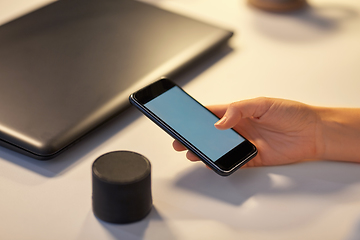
[173,97,360,168]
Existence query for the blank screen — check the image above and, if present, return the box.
[145,86,245,162]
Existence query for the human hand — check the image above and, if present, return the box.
[173,97,322,168]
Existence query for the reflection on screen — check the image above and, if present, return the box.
[145,86,245,162]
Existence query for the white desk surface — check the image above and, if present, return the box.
[1,0,360,239]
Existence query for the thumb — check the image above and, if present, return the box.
[214,97,274,130]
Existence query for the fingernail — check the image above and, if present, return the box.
[215,116,227,126]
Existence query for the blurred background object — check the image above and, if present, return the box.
[248,0,308,12]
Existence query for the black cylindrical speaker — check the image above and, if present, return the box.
[92,151,152,223]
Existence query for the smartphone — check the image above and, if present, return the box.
[129,78,257,176]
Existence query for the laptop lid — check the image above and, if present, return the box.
[0,0,233,160]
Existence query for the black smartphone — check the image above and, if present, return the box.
[129,78,257,176]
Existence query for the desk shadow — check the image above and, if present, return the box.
[346,216,360,240]
[98,207,175,240]
[175,161,360,206]
[175,165,270,206]
[0,43,233,179]
[251,3,358,42]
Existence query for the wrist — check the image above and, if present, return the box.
[315,107,360,162]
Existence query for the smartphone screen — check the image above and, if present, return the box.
[130,78,257,176]
[144,86,245,162]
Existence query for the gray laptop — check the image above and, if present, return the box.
[0,0,233,160]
